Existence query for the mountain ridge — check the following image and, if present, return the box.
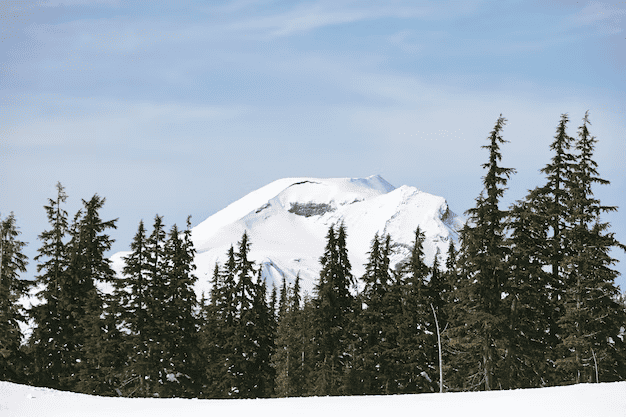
[110,175,463,296]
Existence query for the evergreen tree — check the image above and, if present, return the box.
[356,233,403,394]
[278,276,288,321]
[533,114,577,293]
[428,247,447,324]
[397,227,437,393]
[250,274,276,397]
[68,194,118,395]
[214,246,239,397]
[160,217,200,397]
[198,262,229,398]
[273,272,307,397]
[503,199,553,388]
[216,232,276,398]
[451,115,515,391]
[143,215,168,396]
[0,212,30,383]
[526,114,578,379]
[273,277,291,397]
[230,232,258,397]
[557,112,626,383]
[311,223,355,396]
[299,292,317,395]
[30,183,73,390]
[115,220,151,397]
[270,282,278,324]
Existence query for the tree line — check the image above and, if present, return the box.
[1,111,625,397]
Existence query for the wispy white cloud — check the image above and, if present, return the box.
[563,0,626,31]
[220,0,483,39]
[40,0,122,7]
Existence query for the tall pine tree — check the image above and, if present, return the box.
[311,223,355,396]
[30,183,73,390]
[451,115,515,391]
[115,220,151,397]
[397,227,437,393]
[160,217,200,397]
[355,233,404,394]
[0,212,30,383]
[557,111,626,383]
[70,194,118,395]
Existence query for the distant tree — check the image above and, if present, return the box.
[0,212,30,383]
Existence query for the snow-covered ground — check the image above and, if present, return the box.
[2,381,625,417]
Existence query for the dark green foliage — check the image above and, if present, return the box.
[503,199,553,388]
[114,220,150,397]
[450,115,515,391]
[201,233,276,398]
[249,274,276,398]
[311,223,355,396]
[525,114,579,377]
[273,273,309,397]
[70,194,118,395]
[354,233,405,394]
[556,112,626,384]
[273,276,290,396]
[29,183,71,390]
[0,212,30,383]
[140,215,169,396]
[231,234,276,398]
[534,113,577,287]
[396,227,437,393]
[29,187,118,394]
[428,248,447,324]
[198,264,228,398]
[159,218,200,397]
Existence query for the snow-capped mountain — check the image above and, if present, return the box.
[111,175,464,297]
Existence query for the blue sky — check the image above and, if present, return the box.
[1,0,625,291]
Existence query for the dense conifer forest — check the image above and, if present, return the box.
[1,112,625,397]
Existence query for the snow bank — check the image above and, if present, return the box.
[1,381,625,417]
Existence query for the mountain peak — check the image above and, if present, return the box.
[111,175,463,296]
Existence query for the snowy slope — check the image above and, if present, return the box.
[111,175,464,297]
[2,380,625,417]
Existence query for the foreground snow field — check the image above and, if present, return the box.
[1,381,625,417]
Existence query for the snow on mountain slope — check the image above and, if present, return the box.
[111,175,463,297]
[3,380,626,417]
